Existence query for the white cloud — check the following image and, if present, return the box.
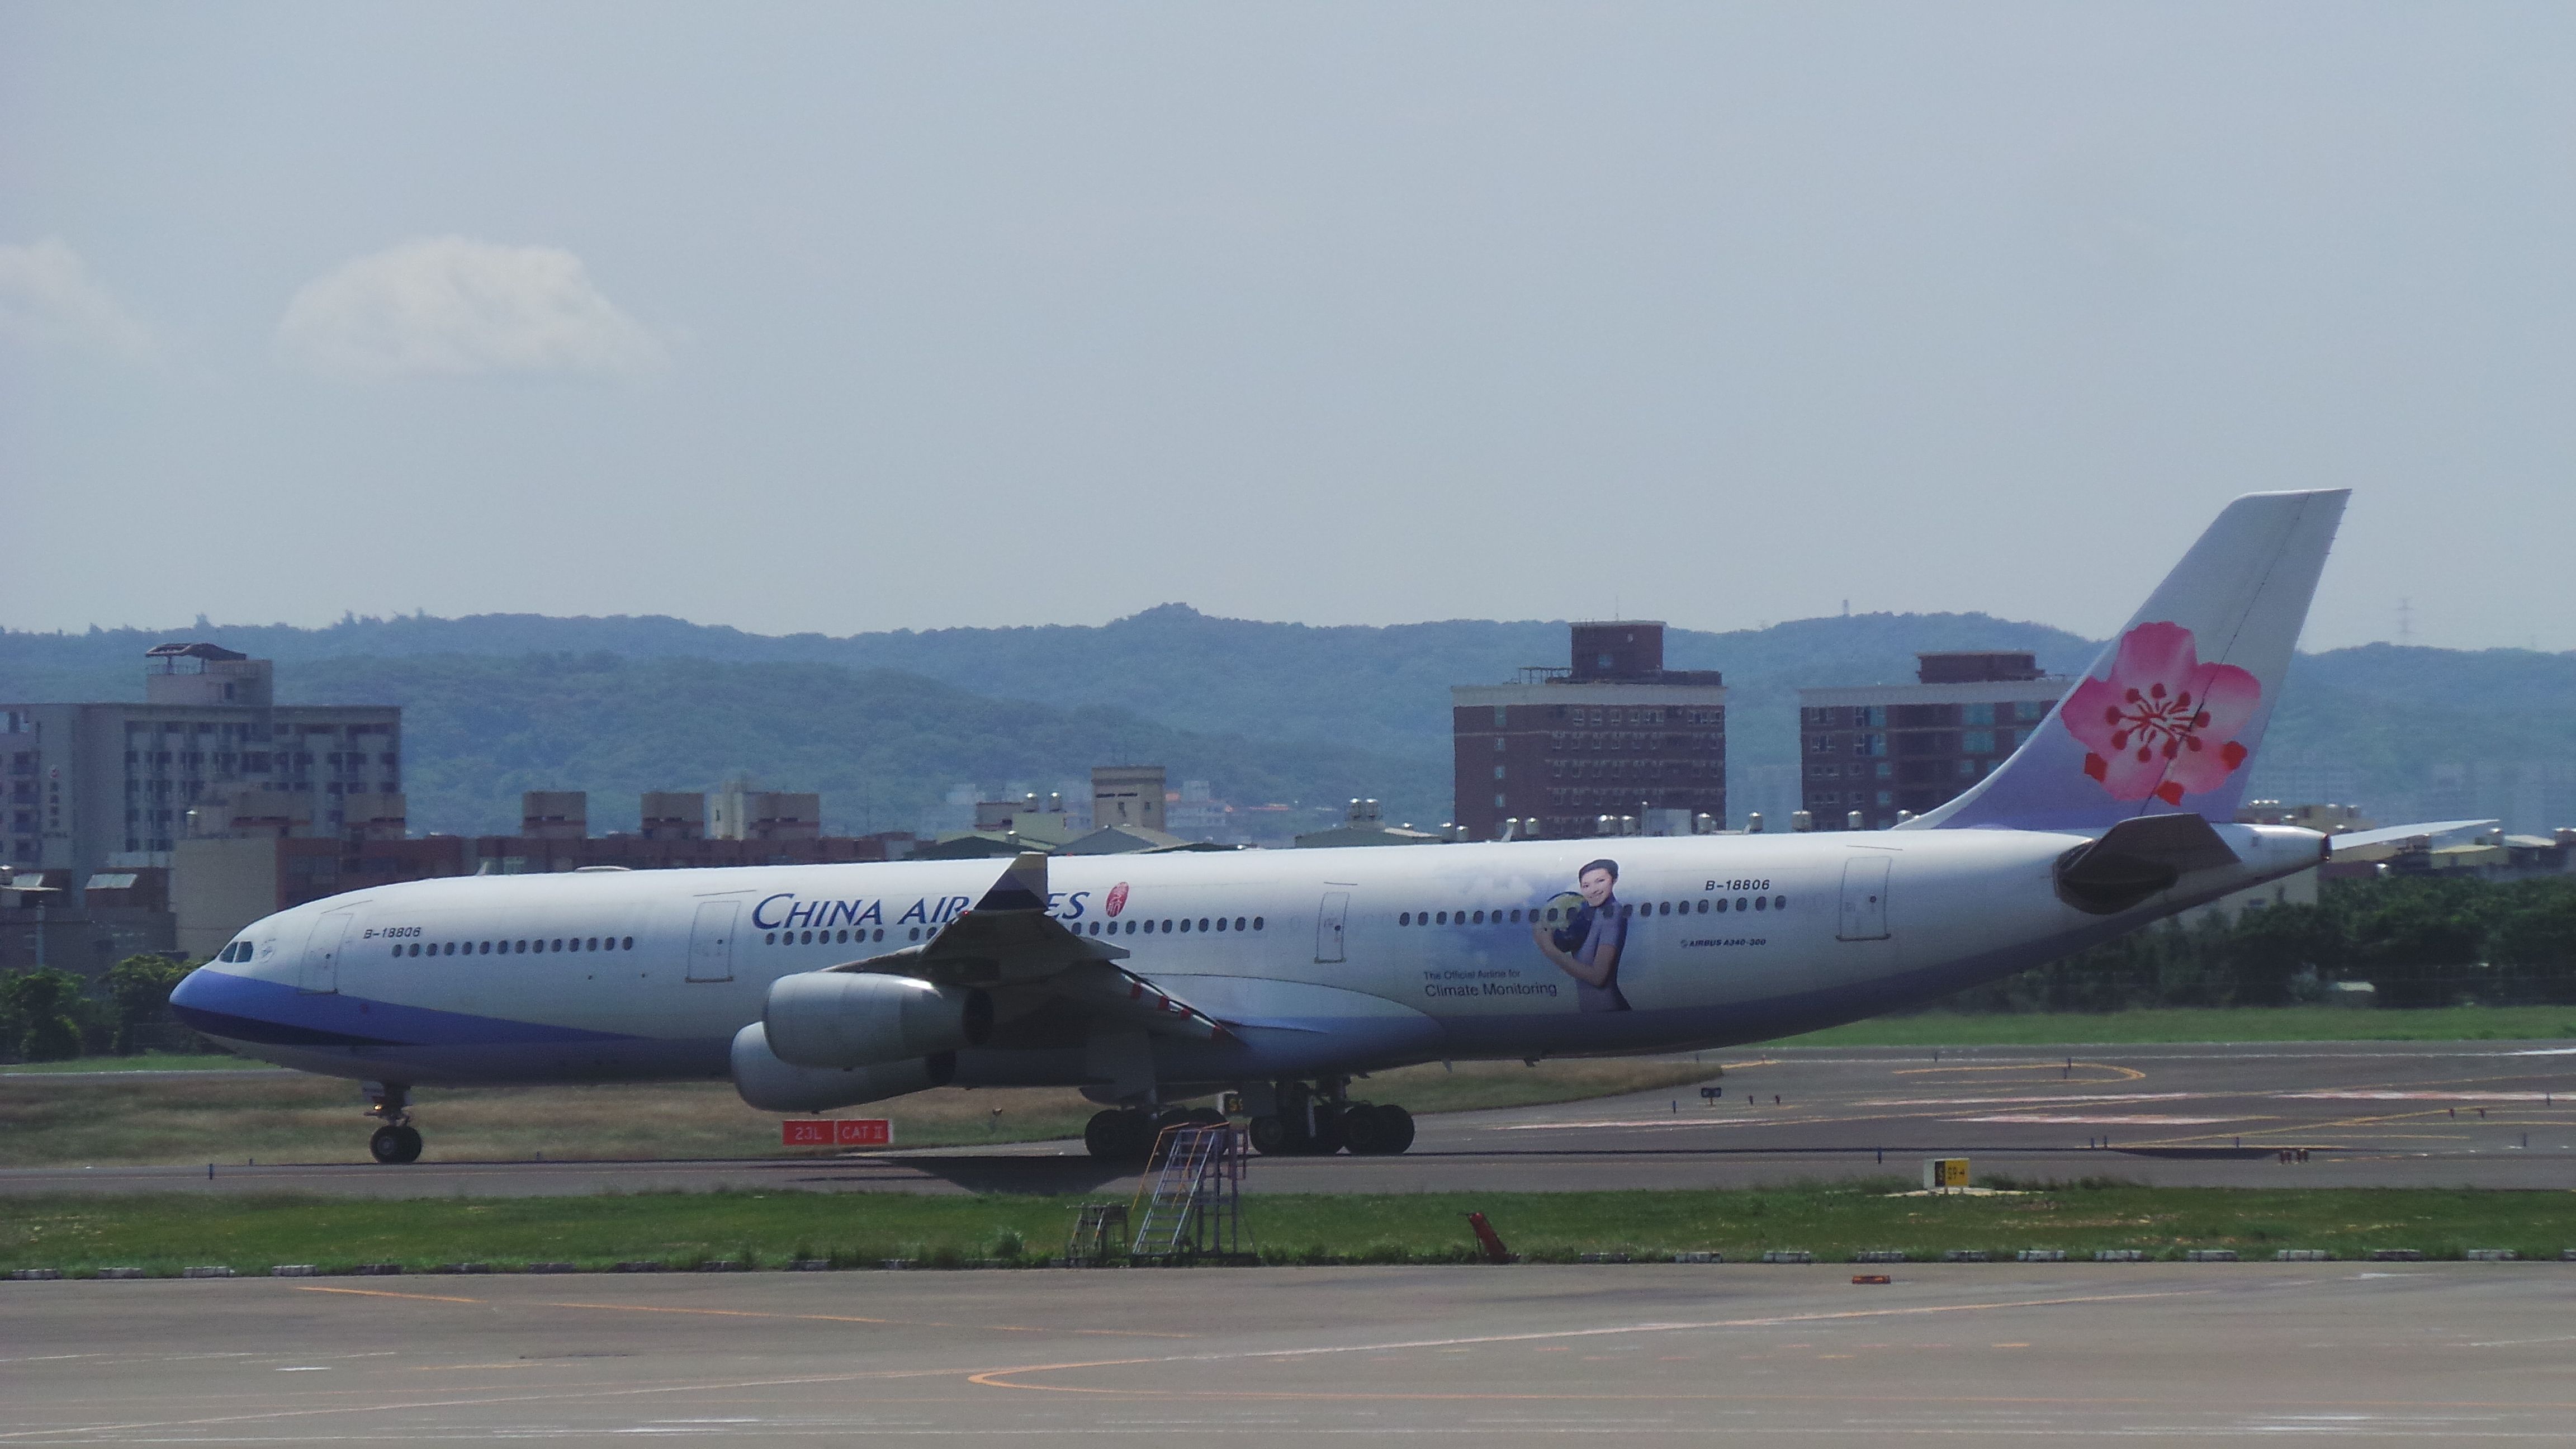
[0,238,159,361]
[277,236,665,377]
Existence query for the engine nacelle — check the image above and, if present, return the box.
[729,1021,956,1114]
[762,970,993,1070]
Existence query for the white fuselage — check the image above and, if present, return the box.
[173,825,2324,1094]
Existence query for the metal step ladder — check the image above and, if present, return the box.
[1128,1123,1253,1265]
[1063,1202,1131,1267]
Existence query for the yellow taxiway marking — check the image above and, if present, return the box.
[297,1286,482,1305]
[293,1284,1187,1338]
[1892,1063,2148,1083]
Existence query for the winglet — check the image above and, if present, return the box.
[975,852,1050,914]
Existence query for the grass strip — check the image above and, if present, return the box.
[5,1184,2570,1274]
[1777,1005,2576,1046]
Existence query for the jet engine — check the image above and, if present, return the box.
[729,1021,956,1114]
[762,970,993,1070]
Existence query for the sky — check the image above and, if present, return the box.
[4,4,2572,652]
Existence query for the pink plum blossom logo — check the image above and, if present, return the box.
[2059,622,2261,805]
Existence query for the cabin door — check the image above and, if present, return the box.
[1836,856,1892,941]
[299,907,358,995]
[688,901,739,982]
[1314,889,1351,963]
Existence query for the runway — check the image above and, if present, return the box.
[6,1039,2572,1197]
[4,1262,2571,1444]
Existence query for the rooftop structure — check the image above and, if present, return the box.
[1797,651,2064,830]
[4,643,401,893]
[1452,621,1727,841]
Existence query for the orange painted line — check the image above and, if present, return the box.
[292,1282,1182,1338]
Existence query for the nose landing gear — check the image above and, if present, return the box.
[363,1081,423,1164]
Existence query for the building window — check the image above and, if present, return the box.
[1964,703,1995,726]
[2016,700,2049,722]
[1493,706,1508,727]
[1962,730,1994,754]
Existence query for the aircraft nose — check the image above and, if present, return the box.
[169,965,216,1012]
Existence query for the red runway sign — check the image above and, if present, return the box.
[781,1119,893,1148]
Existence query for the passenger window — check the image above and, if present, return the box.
[1253,917,1263,930]
[765,932,776,945]
[908,927,922,941]
[1235,917,1247,931]
[1773,897,1786,912]
[1435,911,1447,925]
[1400,912,1411,926]
[1215,917,1228,932]
[1180,919,1192,933]
[1754,896,1767,911]
[1199,918,1210,932]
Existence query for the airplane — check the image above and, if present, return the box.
[174,489,2366,1166]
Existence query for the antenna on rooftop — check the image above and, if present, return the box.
[2396,597,2414,646]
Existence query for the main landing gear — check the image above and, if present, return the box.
[364,1081,423,1164]
[1083,1105,1225,1164]
[1247,1080,1415,1158]
[1077,1081,1417,1163]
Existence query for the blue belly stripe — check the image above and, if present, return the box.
[170,969,636,1049]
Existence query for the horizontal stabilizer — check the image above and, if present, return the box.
[2328,820,2499,854]
[2055,813,2241,916]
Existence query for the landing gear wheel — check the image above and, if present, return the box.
[1342,1103,1389,1155]
[369,1124,423,1164]
[1248,1115,1294,1155]
[1084,1109,1154,1163]
[1373,1104,1415,1154]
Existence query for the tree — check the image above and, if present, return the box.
[2225,902,2342,1007]
[2490,886,2576,1005]
[106,954,194,1054]
[1,968,88,1062]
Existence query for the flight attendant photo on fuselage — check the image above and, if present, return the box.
[1535,858,1630,1012]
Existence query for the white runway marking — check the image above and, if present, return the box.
[1494,1118,1770,1130]
[2279,1092,2561,1102]
[1940,1114,2250,1126]
[1859,1094,2201,1107]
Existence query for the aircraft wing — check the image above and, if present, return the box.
[2327,820,2499,854]
[824,853,1233,1044]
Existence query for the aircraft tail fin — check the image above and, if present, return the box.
[1909,489,2348,834]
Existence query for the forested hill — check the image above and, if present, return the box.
[4,609,2572,836]
[0,606,2101,765]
